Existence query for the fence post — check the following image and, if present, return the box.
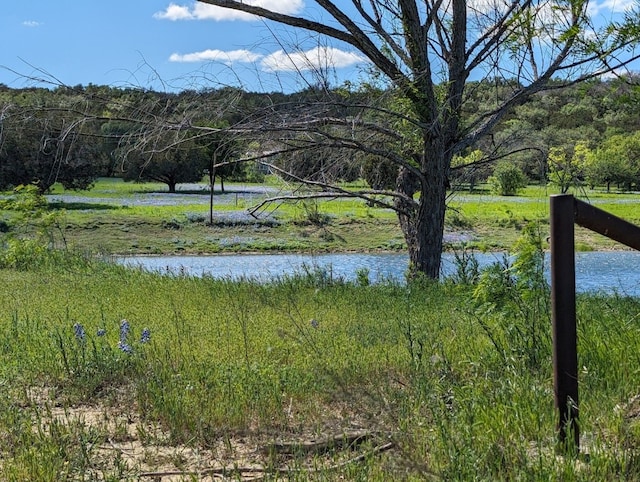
[550,194,579,452]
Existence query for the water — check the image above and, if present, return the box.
[116,251,640,295]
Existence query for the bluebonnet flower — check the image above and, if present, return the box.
[140,328,151,344]
[310,318,319,329]
[119,319,130,343]
[118,341,133,354]
[73,323,86,343]
[96,328,107,337]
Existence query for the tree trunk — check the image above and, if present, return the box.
[168,181,176,193]
[395,147,450,280]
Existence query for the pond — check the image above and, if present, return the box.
[116,251,640,295]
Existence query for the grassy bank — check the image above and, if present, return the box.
[10,178,636,255]
[0,248,640,479]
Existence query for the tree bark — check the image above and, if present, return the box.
[395,138,451,280]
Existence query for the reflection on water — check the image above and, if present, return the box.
[116,251,640,295]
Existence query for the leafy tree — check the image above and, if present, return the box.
[581,142,619,191]
[488,161,527,196]
[100,121,135,177]
[198,0,640,278]
[122,135,208,193]
[0,109,102,192]
[360,153,398,190]
[587,133,640,191]
[450,149,488,192]
[547,146,584,194]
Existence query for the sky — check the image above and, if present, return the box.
[0,0,636,94]
[0,0,368,93]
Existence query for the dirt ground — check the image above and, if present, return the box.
[24,386,396,481]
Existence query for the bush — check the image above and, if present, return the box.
[488,161,527,196]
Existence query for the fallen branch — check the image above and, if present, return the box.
[261,429,374,456]
[138,440,395,480]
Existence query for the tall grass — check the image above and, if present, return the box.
[0,243,640,478]
[4,180,640,478]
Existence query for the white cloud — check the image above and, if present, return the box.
[169,49,263,63]
[154,1,304,21]
[167,45,366,73]
[154,4,193,20]
[260,46,366,72]
[589,0,636,15]
[22,20,42,27]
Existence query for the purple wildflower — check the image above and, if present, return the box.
[96,328,107,337]
[73,323,86,343]
[118,341,133,354]
[119,319,130,342]
[140,328,151,344]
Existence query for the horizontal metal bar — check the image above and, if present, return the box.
[574,199,640,251]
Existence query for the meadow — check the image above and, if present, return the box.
[1,180,640,479]
[26,177,640,256]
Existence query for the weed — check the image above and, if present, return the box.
[472,222,551,370]
[293,200,332,226]
[448,243,480,285]
[54,319,151,399]
[1,242,640,478]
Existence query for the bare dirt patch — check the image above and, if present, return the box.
[19,386,395,481]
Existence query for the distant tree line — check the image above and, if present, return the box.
[1,77,640,194]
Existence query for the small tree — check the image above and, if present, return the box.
[122,136,208,193]
[586,133,640,191]
[488,162,527,196]
[547,146,584,193]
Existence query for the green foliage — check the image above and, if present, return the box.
[472,222,550,369]
[0,185,71,270]
[488,161,528,196]
[585,132,640,191]
[448,244,480,285]
[450,149,487,192]
[122,135,208,192]
[360,154,398,190]
[1,250,640,478]
[292,199,332,226]
[547,145,584,193]
[4,77,640,198]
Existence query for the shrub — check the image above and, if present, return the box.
[488,161,527,196]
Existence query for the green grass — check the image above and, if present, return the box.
[3,179,640,478]
[0,248,639,479]
[31,179,639,255]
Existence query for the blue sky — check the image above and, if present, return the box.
[0,0,636,93]
[0,1,367,93]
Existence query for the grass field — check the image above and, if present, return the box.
[0,251,640,479]
[2,179,640,479]
[16,178,640,255]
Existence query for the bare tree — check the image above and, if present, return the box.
[196,0,640,278]
[195,1,640,277]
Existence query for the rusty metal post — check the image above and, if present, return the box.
[550,194,579,452]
